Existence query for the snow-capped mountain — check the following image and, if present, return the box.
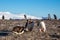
[0,12,42,20]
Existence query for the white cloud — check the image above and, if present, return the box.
[0,12,42,19]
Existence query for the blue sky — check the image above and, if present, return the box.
[0,0,60,18]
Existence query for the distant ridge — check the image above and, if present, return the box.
[0,12,42,20]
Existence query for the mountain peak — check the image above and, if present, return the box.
[0,12,42,19]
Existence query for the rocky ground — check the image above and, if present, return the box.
[0,19,60,40]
